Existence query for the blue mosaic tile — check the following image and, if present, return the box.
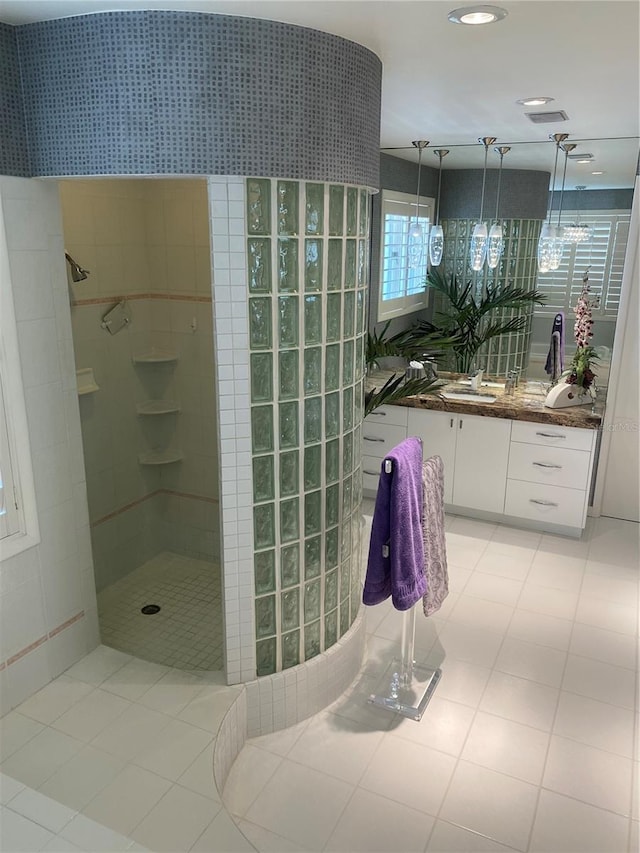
[15,11,382,183]
[0,23,30,176]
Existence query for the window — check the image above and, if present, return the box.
[0,207,40,560]
[536,210,631,320]
[377,190,434,321]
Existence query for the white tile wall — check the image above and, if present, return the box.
[208,176,256,685]
[0,177,98,710]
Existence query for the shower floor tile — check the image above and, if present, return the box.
[97,552,223,671]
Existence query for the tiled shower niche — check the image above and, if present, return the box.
[438,218,542,376]
[248,179,370,675]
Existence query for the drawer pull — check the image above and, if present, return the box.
[363,469,380,476]
[532,462,563,469]
[364,436,385,443]
[535,431,566,439]
[368,411,387,417]
[529,498,559,507]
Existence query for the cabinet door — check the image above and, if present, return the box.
[407,409,456,503]
[453,414,511,513]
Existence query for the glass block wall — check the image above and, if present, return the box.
[438,218,542,376]
[247,179,369,675]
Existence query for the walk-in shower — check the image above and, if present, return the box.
[61,178,222,671]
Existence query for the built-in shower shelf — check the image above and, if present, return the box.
[138,450,184,466]
[133,350,178,364]
[76,368,99,395]
[137,400,181,416]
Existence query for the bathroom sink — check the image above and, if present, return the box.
[456,379,506,389]
[440,391,497,403]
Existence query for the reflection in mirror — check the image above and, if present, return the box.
[371,136,639,408]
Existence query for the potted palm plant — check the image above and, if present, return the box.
[403,269,546,374]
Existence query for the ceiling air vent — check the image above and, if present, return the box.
[525,110,569,124]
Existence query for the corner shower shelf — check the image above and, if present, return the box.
[76,368,99,395]
[138,450,184,466]
[133,349,178,364]
[136,400,181,416]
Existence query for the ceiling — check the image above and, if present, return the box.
[1,0,638,187]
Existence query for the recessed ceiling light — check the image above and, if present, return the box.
[448,5,508,25]
[575,158,594,164]
[517,97,554,107]
[591,171,605,175]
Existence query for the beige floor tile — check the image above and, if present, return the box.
[562,654,636,710]
[1,728,83,789]
[223,744,282,817]
[82,764,172,836]
[529,789,630,852]
[439,760,538,851]
[177,744,220,801]
[0,713,44,763]
[359,735,455,816]
[244,760,353,851]
[391,696,475,757]
[16,677,93,726]
[543,735,633,815]
[494,636,567,688]
[287,711,384,785]
[479,670,559,731]
[51,688,130,742]
[553,691,635,758]
[38,745,125,811]
[325,787,434,852]
[132,784,218,852]
[461,711,549,784]
[426,820,518,852]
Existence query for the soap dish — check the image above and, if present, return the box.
[76,368,99,395]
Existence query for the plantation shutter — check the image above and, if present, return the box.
[535,211,631,318]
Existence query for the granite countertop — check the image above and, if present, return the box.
[366,370,604,429]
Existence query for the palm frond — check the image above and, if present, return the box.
[364,374,444,417]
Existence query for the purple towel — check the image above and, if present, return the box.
[363,436,426,611]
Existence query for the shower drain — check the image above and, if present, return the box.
[141,604,161,615]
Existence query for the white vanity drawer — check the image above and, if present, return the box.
[361,423,409,456]
[364,404,409,428]
[362,456,384,491]
[511,421,595,452]
[505,479,587,529]
[508,442,591,490]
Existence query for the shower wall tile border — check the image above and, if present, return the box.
[72,293,213,307]
[89,488,219,528]
[209,176,256,685]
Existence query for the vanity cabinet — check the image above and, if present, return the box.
[504,421,597,530]
[361,404,598,536]
[407,409,511,513]
[362,405,409,493]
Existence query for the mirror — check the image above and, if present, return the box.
[372,135,639,404]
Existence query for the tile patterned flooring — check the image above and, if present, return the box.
[0,510,638,852]
[98,553,223,671]
[224,510,639,853]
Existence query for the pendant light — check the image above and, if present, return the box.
[428,148,449,266]
[537,132,569,273]
[563,185,592,243]
[470,136,497,271]
[408,140,429,268]
[548,141,577,271]
[487,145,510,269]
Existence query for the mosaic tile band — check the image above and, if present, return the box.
[8,11,381,184]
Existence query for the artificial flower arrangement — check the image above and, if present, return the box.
[563,269,600,400]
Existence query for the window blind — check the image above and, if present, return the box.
[536,211,631,318]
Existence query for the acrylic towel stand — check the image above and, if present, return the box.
[367,457,442,721]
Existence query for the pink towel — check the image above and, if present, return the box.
[421,455,449,617]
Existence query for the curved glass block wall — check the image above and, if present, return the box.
[438,218,542,376]
[247,179,369,675]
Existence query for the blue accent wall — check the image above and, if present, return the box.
[10,11,381,185]
[0,22,30,177]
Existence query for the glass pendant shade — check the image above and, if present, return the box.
[428,224,444,266]
[470,222,488,271]
[407,221,425,269]
[486,222,504,269]
[548,236,564,270]
[563,223,591,243]
[537,222,559,273]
